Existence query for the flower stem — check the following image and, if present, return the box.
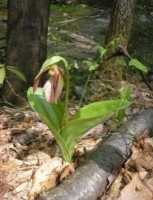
[64,67,70,122]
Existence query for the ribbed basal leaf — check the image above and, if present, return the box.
[62,99,131,151]
[27,87,73,161]
[35,56,69,79]
[27,87,64,132]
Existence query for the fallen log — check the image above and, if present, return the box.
[58,30,97,46]
[39,109,153,200]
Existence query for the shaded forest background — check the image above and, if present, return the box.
[0,0,153,105]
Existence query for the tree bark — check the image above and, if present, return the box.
[97,0,136,98]
[4,0,50,104]
[39,109,153,200]
[105,0,136,49]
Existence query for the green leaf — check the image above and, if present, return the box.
[35,56,69,79]
[129,59,148,73]
[27,87,73,162]
[27,87,64,132]
[62,99,131,152]
[119,85,132,100]
[6,66,27,82]
[107,34,124,49]
[116,85,132,122]
[0,65,6,84]
[98,46,107,59]
[84,61,98,71]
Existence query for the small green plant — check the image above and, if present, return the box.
[27,56,131,162]
[128,58,148,73]
[116,85,132,123]
[84,35,148,74]
[0,64,26,86]
[83,35,124,73]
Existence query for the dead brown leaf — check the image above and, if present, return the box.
[28,157,66,200]
[60,162,76,182]
[118,171,153,200]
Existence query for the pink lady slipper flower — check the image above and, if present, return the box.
[43,67,64,103]
[33,65,64,103]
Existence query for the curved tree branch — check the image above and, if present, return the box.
[39,109,153,200]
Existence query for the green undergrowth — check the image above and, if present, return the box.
[50,4,91,17]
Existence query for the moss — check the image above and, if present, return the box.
[50,5,90,16]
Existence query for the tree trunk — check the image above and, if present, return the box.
[105,0,136,49]
[4,0,50,104]
[98,0,136,99]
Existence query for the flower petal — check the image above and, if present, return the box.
[33,78,40,92]
[43,67,64,103]
[54,71,64,102]
[43,79,53,103]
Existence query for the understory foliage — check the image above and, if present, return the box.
[0,64,26,87]
[27,56,131,162]
[84,35,148,74]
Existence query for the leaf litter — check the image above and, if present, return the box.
[101,132,153,200]
[0,106,104,200]
[0,81,153,200]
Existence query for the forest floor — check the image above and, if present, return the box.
[1,3,153,200]
[0,81,153,200]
